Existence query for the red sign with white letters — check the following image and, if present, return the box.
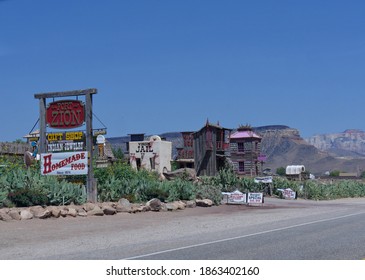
[46,100,85,129]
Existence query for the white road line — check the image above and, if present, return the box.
[125,211,365,260]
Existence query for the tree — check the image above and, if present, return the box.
[112,147,124,160]
[329,170,340,177]
[276,167,286,176]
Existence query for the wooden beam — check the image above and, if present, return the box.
[39,98,47,154]
[34,88,97,99]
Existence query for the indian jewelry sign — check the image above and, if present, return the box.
[46,131,86,152]
[46,100,85,129]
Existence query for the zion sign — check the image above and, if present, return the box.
[46,100,85,129]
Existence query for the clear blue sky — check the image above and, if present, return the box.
[1,0,365,142]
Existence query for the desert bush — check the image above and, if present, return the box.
[195,182,222,205]
[3,169,48,207]
[47,180,86,205]
[163,179,196,202]
[214,167,239,192]
[238,177,258,192]
[0,166,86,207]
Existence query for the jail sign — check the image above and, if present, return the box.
[41,151,88,175]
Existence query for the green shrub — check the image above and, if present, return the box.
[195,183,222,205]
[47,180,86,205]
[163,179,196,202]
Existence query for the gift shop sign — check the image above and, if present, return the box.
[46,132,86,153]
[41,151,88,175]
[46,100,85,129]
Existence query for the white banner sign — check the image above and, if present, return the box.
[254,176,273,184]
[278,188,297,199]
[247,192,264,204]
[222,190,247,204]
[41,151,88,175]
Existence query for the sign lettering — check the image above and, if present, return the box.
[46,100,85,129]
[136,143,153,153]
[41,152,88,175]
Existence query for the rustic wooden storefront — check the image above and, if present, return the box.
[193,121,231,176]
[229,126,263,177]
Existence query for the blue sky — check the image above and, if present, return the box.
[1,0,365,142]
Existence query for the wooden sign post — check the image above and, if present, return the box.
[34,88,98,202]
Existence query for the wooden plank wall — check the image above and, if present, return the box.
[0,142,29,155]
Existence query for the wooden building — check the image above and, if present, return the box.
[175,131,195,169]
[193,121,231,176]
[229,126,262,177]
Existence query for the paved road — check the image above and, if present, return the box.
[1,197,364,260]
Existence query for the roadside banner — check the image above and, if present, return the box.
[247,192,264,204]
[222,190,247,204]
[40,151,88,175]
[254,176,273,184]
[278,188,297,199]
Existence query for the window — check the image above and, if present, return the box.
[239,161,244,173]
[238,142,244,153]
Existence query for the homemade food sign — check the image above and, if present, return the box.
[41,151,88,175]
[42,100,88,175]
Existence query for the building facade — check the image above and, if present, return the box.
[175,131,195,169]
[193,121,231,176]
[229,126,263,177]
[129,135,172,175]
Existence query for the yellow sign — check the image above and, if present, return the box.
[65,131,83,141]
[47,132,84,142]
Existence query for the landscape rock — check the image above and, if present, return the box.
[116,198,132,213]
[60,209,69,217]
[0,211,13,221]
[20,210,33,220]
[83,203,96,212]
[102,205,117,215]
[8,209,21,220]
[176,200,186,210]
[196,199,213,207]
[48,206,61,218]
[163,168,197,181]
[146,198,162,211]
[77,208,88,217]
[118,198,131,208]
[185,200,196,208]
[116,204,131,213]
[37,209,51,219]
[67,207,78,218]
[88,205,104,216]
[166,202,179,211]
[29,206,45,217]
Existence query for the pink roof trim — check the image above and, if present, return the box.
[230,131,261,139]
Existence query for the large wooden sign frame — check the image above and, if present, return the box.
[34,88,97,202]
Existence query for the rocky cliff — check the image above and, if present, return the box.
[306,129,365,158]
[255,126,365,175]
